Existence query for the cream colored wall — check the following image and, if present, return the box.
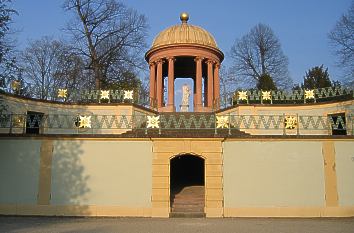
[335,141,354,206]
[0,137,353,217]
[51,140,152,207]
[0,140,41,204]
[223,141,325,207]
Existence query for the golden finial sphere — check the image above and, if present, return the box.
[180,12,189,23]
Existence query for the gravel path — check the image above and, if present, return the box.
[0,216,353,233]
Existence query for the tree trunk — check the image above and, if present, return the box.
[75,0,101,89]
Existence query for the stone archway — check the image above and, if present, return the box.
[151,139,223,218]
[170,154,205,217]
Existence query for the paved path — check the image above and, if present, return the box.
[0,216,353,233]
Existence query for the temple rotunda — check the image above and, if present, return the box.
[145,13,224,112]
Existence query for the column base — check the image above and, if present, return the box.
[158,105,175,112]
[194,105,213,112]
[180,104,189,112]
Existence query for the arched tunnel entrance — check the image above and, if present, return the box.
[170,154,205,217]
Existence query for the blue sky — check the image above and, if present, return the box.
[12,0,352,85]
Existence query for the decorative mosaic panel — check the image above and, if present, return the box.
[1,113,351,136]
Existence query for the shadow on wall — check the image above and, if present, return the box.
[0,139,91,216]
[51,139,91,216]
[0,140,41,205]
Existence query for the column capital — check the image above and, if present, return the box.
[214,62,221,69]
[166,56,176,62]
[205,59,216,65]
[155,58,165,64]
[149,61,156,67]
[194,56,204,62]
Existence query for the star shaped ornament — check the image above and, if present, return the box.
[58,89,68,98]
[100,90,110,100]
[124,90,134,100]
[238,91,248,101]
[305,90,315,99]
[262,91,271,100]
[79,116,91,128]
[11,80,21,91]
[147,116,160,128]
[285,116,297,129]
[216,116,229,128]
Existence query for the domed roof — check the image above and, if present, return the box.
[150,13,219,50]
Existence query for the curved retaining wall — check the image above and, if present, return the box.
[0,137,353,217]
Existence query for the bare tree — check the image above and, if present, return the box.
[229,23,292,89]
[219,66,236,96]
[20,37,86,100]
[0,0,19,89]
[63,0,148,89]
[54,45,90,99]
[328,1,354,85]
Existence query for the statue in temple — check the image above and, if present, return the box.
[180,84,190,112]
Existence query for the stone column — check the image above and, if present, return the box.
[204,77,208,107]
[213,63,220,109]
[167,57,175,111]
[149,62,156,107]
[207,60,214,108]
[161,76,165,107]
[156,59,163,108]
[194,57,203,111]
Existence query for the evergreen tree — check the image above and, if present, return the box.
[302,65,333,89]
[256,73,277,90]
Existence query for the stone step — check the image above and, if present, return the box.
[172,203,204,207]
[174,195,204,198]
[170,185,205,216]
[173,203,204,207]
[172,208,204,213]
[174,191,204,194]
[172,206,204,211]
[172,198,204,202]
[169,212,206,218]
[173,194,204,200]
[173,199,204,204]
[173,194,204,198]
[172,203,204,208]
[173,204,204,208]
[172,199,204,204]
